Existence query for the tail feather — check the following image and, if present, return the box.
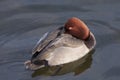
[24,60,45,70]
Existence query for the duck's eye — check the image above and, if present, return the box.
[68,27,73,30]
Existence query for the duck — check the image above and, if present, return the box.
[24,17,96,70]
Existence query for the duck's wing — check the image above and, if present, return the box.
[31,31,93,66]
[32,35,90,66]
[32,27,64,54]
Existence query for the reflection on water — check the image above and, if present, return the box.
[32,50,95,77]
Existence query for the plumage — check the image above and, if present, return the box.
[24,17,96,70]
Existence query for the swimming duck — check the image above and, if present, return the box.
[25,17,96,70]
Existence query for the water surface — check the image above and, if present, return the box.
[0,0,120,80]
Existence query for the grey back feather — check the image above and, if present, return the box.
[32,27,64,54]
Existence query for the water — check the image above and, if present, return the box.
[0,0,120,80]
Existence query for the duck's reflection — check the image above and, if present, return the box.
[32,49,95,77]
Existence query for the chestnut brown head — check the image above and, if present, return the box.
[64,17,90,40]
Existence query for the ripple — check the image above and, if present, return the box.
[0,4,92,21]
[103,66,120,79]
[86,19,120,33]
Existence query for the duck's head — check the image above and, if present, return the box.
[64,17,90,40]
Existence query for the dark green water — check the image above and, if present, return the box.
[0,0,120,80]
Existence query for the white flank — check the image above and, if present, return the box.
[46,41,89,66]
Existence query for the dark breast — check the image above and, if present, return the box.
[84,32,96,49]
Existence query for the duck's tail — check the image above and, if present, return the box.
[24,60,45,70]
